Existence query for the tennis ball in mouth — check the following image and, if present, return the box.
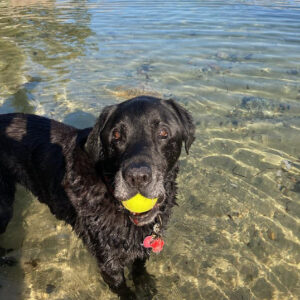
[122,193,158,213]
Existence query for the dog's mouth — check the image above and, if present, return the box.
[126,196,164,226]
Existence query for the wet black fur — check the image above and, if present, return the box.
[0,96,195,299]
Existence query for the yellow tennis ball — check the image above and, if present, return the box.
[122,193,158,213]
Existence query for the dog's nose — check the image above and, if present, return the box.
[124,164,152,188]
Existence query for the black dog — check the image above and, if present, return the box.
[0,96,195,298]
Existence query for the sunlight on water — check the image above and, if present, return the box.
[0,0,300,299]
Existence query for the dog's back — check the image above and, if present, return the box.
[0,113,79,232]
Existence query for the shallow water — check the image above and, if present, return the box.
[0,0,300,299]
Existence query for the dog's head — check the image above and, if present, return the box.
[85,96,195,225]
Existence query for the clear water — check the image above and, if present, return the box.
[0,0,300,299]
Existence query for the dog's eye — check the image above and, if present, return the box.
[112,129,121,141]
[158,128,169,139]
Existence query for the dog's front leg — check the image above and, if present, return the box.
[132,258,157,299]
[99,263,136,300]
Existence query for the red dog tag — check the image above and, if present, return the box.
[143,236,164,253]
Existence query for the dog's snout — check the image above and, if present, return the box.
[124,164,152,188]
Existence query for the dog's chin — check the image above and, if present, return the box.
[122,196,164,227]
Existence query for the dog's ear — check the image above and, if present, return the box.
[164,99,195,154]
[85,104,116,162]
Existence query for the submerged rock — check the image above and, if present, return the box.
[281,159,292,171]
[46,284,56,294]
[241,96,273,111]
[241,96,291,113]
[136,63,155,80]
[216,51,239,62]
[110,84,163,99]
[228,96,292,120]
[286,69,298,75]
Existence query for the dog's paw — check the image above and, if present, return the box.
[133,271,157,299]
[119,289,137,300]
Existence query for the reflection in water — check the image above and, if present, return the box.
[0,77,41,114]
[0,0,95,113]
[0,0,300,299]
[9,0,54,7]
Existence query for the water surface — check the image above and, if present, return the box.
[0,0,300,299]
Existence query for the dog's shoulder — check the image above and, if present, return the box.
[0,113,80,146]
